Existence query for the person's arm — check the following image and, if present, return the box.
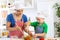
[35,33,46,37]
[30,22,37,27]
[22,15,33,36]
[24,29,33,36]
[24,22,38,36]
[23,19,33,36]
[6,15,20,31]
[24,22,37,36]
[6,22,15,31]
[6,22,20,31]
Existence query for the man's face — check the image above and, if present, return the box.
[36,17,44,23]
[15,9,23,16]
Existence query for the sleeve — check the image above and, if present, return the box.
[22,14,28,23]
[44,24,48,34]
[30,22,37,27]
[6,15,11,22]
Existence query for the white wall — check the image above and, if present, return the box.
[23,9,37,21]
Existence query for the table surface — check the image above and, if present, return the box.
[0,38,39,40]
[0,38,60,40]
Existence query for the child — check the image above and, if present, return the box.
[30,13,48,38]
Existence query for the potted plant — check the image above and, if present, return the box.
[53,3,60,17]
[54,21,60,37]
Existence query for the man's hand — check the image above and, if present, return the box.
[15,26,20,30]
[28,31,33,37]
[15,26,23,35]
[24,28,33,37]
[15,23,22,31]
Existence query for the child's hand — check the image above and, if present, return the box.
[33,34,38,38]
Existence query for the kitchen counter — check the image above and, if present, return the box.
[0,38,60,40]
[0,38,40,40]
[0,38,24,40]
